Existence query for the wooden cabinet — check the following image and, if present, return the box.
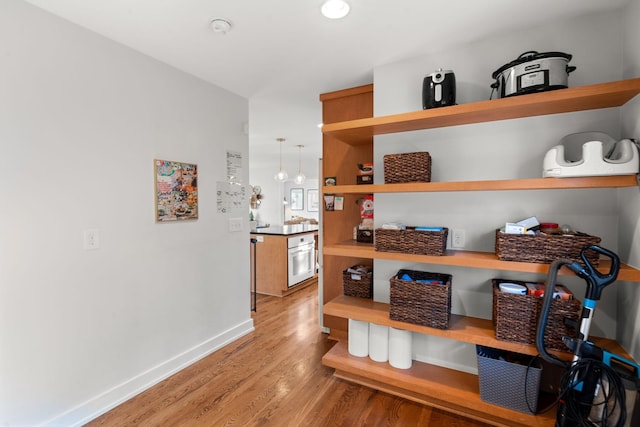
[250,232,318,297]
[319,78,640,426]
[320,84,374,332]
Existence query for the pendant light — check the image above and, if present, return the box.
[273,138,288,182]
[294,144,306,185]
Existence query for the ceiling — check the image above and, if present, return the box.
[23,0,629,171]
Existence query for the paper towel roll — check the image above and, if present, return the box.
[348,319,369,357]
[388,327,413,369]
[368,323,389,362]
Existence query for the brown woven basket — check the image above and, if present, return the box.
[375,227,448,255]
[495,230,601,266]
[389,269,452,329]
[383,152,431,183]
[343,266,373,298]
[492,279,581,352]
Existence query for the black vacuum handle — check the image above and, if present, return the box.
[568,245,619,301]
[537,258,574,366]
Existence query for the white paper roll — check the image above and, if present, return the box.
[348,319,369,357]
[368,323,389,362]
[388,327,413,369]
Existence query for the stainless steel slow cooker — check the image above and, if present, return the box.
[490,51,576,98]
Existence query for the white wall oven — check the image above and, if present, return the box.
[287,233,315,287]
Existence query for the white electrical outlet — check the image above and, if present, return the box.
[83,229,100,250]
[451,229,465,249]
[229,218,243,232]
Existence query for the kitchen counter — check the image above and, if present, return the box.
[251,224,319,236]
[250,225,318,297]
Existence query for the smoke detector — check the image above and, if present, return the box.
[210,18,232,34]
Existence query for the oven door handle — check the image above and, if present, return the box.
[289,243,314,253]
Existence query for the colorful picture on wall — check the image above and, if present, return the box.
[154,159,198,222]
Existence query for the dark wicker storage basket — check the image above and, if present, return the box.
[375,227,448,255]
[383,152,431,183]
[343,266,373,298]
[390,269,452,329]
[495,230,601,266]
[492,279,581,352]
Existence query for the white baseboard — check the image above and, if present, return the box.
[41,319,255,427]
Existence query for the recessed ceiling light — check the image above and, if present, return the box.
[210,18,232,34]
[321,0,350,19]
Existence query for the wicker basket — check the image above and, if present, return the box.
[383,152,431,183]
[492,279,581,352]
[389,269,452,329]
[375,227,448,255]
[343,266,373,298]
[495,230,601,266]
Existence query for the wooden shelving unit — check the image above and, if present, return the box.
[323,242,640,282]
[319,79,640,425]
[322,78,640,145]
[322,174,638,194]
[322,296,635,427]
[323,341,556,427]
[324,295,632,359]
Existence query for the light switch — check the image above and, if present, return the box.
[83,229,100,250]
[229,218,243,232]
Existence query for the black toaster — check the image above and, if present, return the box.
[422,69,456,109]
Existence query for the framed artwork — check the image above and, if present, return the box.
[307,189,319,212]
[154,159,198,222]
[290,188,304,210]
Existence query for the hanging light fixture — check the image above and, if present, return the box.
[294,144,306,185]
[273,137,288,182]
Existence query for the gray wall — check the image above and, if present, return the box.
[371,6,639,373]
[618,0,640,361]
[0,1,252,425]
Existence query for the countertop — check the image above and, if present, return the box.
[250,224,319,236]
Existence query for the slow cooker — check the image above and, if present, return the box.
[490,51,576,98]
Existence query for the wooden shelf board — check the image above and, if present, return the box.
[322,341,556,427]
[325,295,535,355]
[322,175,638,194]
[323,295,633,360]
[323,242,640,282]
[322,79,640,144]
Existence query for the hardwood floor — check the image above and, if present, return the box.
[86,284,491,426]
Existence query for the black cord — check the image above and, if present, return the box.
[558,358,627,427]
[524,355,539,414]
[524,354,564,416]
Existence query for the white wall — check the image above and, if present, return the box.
[0,1,252,426]
[617,0,640,360]
[372,8,635,373]
[249,157,319,226]
[284,178,320,223]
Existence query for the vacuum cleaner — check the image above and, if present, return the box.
[536,245,640,426]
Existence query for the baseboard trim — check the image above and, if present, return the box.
[42,319,255,427]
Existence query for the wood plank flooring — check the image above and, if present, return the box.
[86,284,491,426]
